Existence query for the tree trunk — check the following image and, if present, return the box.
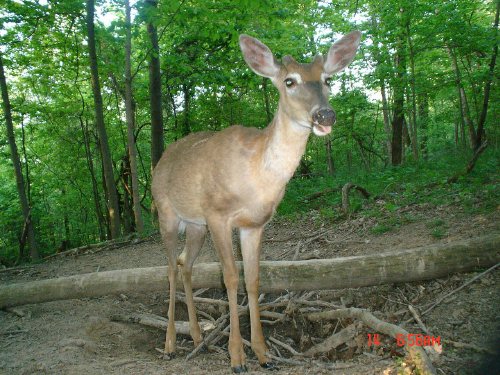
[447,46,476,150]
[86,0,121,239]
[380,82,392,164]
[371,16,392,164]
[475,0,499,150]
[418,92,429,158]
[80,117,106,241]
[325,139,335,175]
[1,234,498,309]
[391,35,406,166]
[145,0,164,169]
[0,52,39,261]
[182,84,191,136]
[406,21,418,161]
[124,0,144,234]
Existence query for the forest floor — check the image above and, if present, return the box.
[1,203,499,375]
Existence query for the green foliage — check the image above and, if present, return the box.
[279,147,499,226]
[0,0,498,262]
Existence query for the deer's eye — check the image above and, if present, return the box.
[324,77,332,86]
[284,78,296,88]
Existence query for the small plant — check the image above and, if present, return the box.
[427,218,448,239]
[431,228,447,239]
[371,223,392,234]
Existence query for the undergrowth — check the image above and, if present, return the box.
[278,147,499,226]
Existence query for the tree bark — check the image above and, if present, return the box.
[391,33,406,166]
[447,46,476,149]
[0,52,39,261]
[475,0,499,150]
[124,0,144,234]
[1,234,498,309]
[145,0,164,170]
[79,117,106,241]
[182,83,191,136]
[406,20,418,160]
[325,138,335,175]
[86,0,121,239]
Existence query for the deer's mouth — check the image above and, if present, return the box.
[312,123,332,136]
[311,108,335,136]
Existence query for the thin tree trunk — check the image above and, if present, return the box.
[86,0,121,239]
[80,117,106,241]
[145,0,164,169]
[371,16,392,164]
[380,81,392,163]
[182,84,191,136]
[475,0,499,150]
[406,21,418,160]
[447,46,476,149]
[325,139,335,175]
[391,23,406,166]
[418,92,429,158]
[124,0,144,234]
[0,52,39,261]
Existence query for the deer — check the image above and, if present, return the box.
[151,31,361,373]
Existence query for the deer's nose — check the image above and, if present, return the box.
[313,108,336,127]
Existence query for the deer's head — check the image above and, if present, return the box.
[240,31,361,136]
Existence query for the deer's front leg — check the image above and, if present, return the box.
[240,227,277,370]
[208,218,247,373]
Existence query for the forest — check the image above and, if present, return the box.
[1,0,499,264]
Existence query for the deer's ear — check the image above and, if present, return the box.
[324,31,361,75]
[239,34,280,79]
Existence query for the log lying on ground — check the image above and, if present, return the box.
[0,234,498,309]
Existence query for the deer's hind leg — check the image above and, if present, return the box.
[177,222,207,347]
[157,200,180,358]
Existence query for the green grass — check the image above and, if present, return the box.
[278,147,500,224]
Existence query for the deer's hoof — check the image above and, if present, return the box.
[232,364,248,373]
[261,362,279,371]
[162,352,175,361]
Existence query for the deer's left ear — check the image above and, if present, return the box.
[240,34,281,79]
[324,31,361,75]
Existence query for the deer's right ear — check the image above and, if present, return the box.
[239,34,280,79]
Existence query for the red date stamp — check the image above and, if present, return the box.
[368,333,441,347]
[396,333,441,347]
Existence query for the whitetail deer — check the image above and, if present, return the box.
[151,31,361,373]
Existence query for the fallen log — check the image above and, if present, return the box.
[0,234,498,309]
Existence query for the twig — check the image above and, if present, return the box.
[0,329,28,335]
[408,304,430,335]
[443,339,495,355]
[110,313,214,335]
[307,308,437,375]
[421,262,499,316]
[304,323,357,357]
[185,316,228,361]
[268,336,303,357]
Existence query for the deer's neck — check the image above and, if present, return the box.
[261,106,311,183]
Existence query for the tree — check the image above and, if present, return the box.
[145,0,164,170]
[86,0,121,239]
[0,52,39,261]
[124,0,144,234]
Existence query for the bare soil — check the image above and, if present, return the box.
[1,203,499,375]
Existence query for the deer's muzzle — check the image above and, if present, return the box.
[312,108,335,135]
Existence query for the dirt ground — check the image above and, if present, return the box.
[1,203,499,375]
